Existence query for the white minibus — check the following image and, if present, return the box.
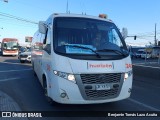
[31,13,132,104]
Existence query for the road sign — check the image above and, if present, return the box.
[25,37,32,42]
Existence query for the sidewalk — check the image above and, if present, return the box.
[0,91,29,120]
[0,91,21,111]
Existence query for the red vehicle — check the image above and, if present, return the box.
[1,38,19,56]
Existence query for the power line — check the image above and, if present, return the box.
[0,12,38,24]
[0,20,37,28]
[0,0,8,3]
[0,17,37,26]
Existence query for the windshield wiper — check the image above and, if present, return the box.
[64,44,101,58]
[97,49,127,56]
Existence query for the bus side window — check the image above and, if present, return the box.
[43,29,51,54]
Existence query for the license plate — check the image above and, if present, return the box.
[95,84,111,90]
[20,58,26,60]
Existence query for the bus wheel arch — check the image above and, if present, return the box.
[42,74,52,103]
[42,74,58,105]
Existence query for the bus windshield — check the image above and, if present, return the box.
[3,41,18,50]
[54,17,128,57]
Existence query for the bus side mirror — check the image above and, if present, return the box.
[121,28,128,40]
[39,21,47,34]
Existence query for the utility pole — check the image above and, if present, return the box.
[66,0,68,13]
[155,23,157,46]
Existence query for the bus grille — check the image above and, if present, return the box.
[80,73,121,84]
[80,73,122,99]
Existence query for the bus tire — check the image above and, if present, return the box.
[42,75,56,105]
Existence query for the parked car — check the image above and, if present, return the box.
[18,48,31,63]
[141,51,151,59]
[135,50,144,58]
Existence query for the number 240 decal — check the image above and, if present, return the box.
[126,64,132,68]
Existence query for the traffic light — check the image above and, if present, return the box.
[134,36,137,40]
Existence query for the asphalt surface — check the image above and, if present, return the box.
[0,55,160,120]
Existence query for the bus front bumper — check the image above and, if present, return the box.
[50,75,132,104]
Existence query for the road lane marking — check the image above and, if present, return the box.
[133,64,160,69]
[0,77,21,82]
[0,68,32,73]
[0,61,31,65]
[128,98,160,111]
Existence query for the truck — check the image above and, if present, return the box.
[151,47,160,58]
[31,13,132,104]
[1,38,19,56]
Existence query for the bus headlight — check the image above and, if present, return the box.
[68,74,75,81]
[124,73,129,79]
[124,70,132,80]
[53,71,76,83]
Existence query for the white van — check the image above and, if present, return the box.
[31,13,132,104]
[136,49,144,58]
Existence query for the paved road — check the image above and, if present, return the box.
[0,56,160,120]
[132,58,160,65]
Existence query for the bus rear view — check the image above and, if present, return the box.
[32,13,132,104]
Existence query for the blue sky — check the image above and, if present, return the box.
[0,0,160,46]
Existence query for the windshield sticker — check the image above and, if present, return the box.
[66,44,96,54]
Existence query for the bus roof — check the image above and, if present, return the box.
[50,13,113,23]
[2,38,18,42]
